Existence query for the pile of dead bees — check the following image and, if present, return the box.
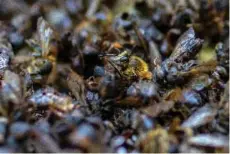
[0,0,229,152]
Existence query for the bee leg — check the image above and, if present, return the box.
[47,62,57,85]
[131,68,137,76]
[108,60,123,78]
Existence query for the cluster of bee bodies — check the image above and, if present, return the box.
[0,0,228,153]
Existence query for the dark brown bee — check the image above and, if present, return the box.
[51,116,106,153]
[57,65,87,105]
[154,27,204,84]
[169,27,203,63]
[116,80,159,107]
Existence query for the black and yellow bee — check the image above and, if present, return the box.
[110,50,152,80]
[124,55,152,80]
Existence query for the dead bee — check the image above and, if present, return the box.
[170,8,194,31]
[109,50,152,80]
[27,58,53,83]
[24,128,61,153]
[116,80,159,107]
[169,27,203,63]
[113,12,136,38]
[154,27,204,84]
[187,134,229,152]
[66,69,87,105]
[162,60,225,106]
[55,116,106,153]
[0,38,14,76]
[98,74,121,99]
[9,121,31,141]
[198,0,228,44]
[0,70,24,116]
[24,17,60,84]
[29,87,73,112]
[138,128,170,153]
[0,52,11,76]
[57,65,87,106]
[215,42,229,70]
[110,130,138,153]
[123,56,152,80]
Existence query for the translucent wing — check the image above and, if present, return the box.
[37,17,59,61]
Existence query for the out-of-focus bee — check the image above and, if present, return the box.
[0,38,14,76]
[138,128,170,153]
[0,70,24,116]
[160,28,181,57]
[215,42,229,70]
[29,87,73,112]
[51,116,106,152]
[56,65,87,105]
[138,122,194,153]
[25,17,60,84]
[110,130,138,153]
[181,41,229,91]
[116,80,159,107]
[198,0,229,44]
[26,58,53,83]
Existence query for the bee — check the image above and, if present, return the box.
[154,27,204,84]
[26,58,53,83]
[116,80,159,107]
[138,128,169,153]
[0,70,25,116]
[56,65,87,106]
[169,27,204,63]
[124,55,152,80]
[215,42,229,70]
[29,87,73,112]
[0,38,14,76]
[25,17,60,84]
[109,50,152,80]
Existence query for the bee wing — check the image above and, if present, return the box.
[188,134,228,150]
[181,104,217,128]
[170,27,203,62]
[178,59,217,77]
[37,17,58,58]
[67,69,87,105]
[25,39,42,55]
